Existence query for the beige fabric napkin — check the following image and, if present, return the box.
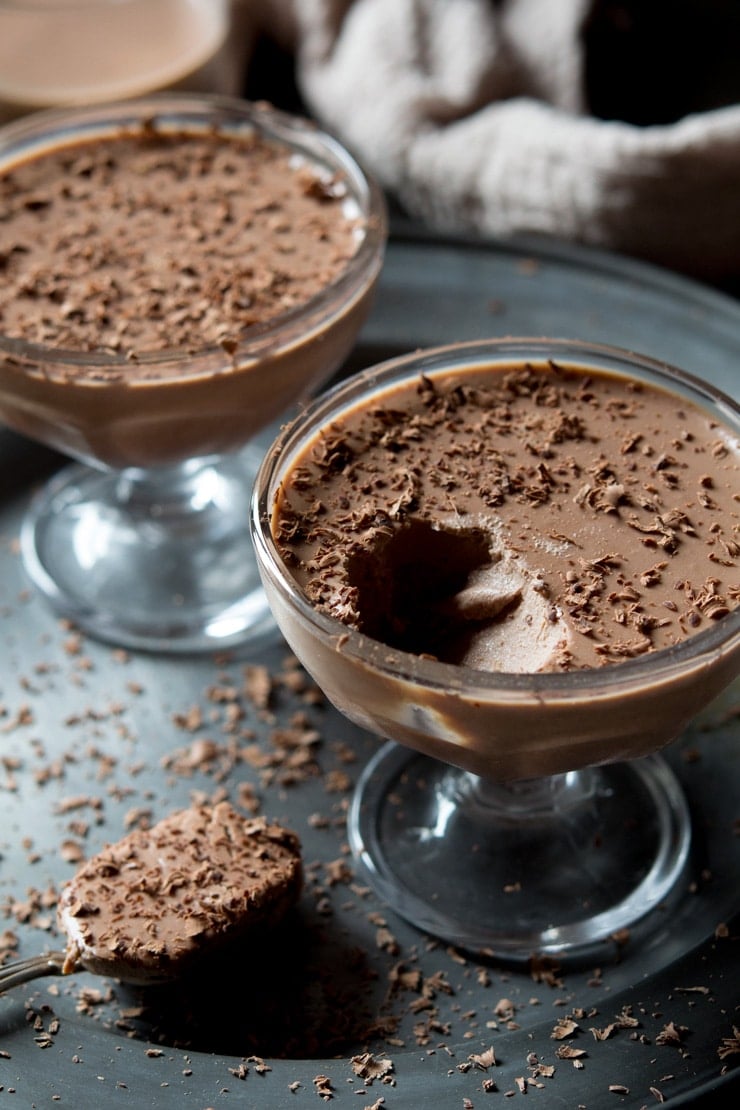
[249,0,740,279]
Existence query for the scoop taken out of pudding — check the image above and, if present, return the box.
[56,803,303,982]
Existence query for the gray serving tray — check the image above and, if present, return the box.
[0,230,738,1108]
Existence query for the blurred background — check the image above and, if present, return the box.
[1,0,739,292]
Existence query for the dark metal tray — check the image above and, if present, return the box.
[1,230,738,1107]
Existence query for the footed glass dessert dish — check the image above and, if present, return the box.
[0,93,386,652]
[251,337,740,957]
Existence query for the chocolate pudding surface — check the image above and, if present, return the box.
[0,122,362,373]
[272,361,739,673]
[0,106,383,467]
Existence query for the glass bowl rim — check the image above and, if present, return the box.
[251,335,740,701]
[0,91,387,376]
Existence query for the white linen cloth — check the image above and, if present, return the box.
[245,0,740,279]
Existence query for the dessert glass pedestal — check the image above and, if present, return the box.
[251,338,740,958]
[0,94,386,652]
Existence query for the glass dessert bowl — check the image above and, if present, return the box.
[0,0,240,124]
[251,337,740,958]
[0,93,386,651]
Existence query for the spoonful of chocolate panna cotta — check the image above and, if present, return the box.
[0,803,302,991]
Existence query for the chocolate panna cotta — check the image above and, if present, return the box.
[56,804,303,983]
[0,102,379,469]
[272,360,739,674]
[0,127,358,356]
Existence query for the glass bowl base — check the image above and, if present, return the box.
[21,445,274,653]
[348,742,692,959]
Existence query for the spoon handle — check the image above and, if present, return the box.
[0,951,69,994]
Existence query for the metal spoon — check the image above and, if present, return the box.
[0,951,69,993]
